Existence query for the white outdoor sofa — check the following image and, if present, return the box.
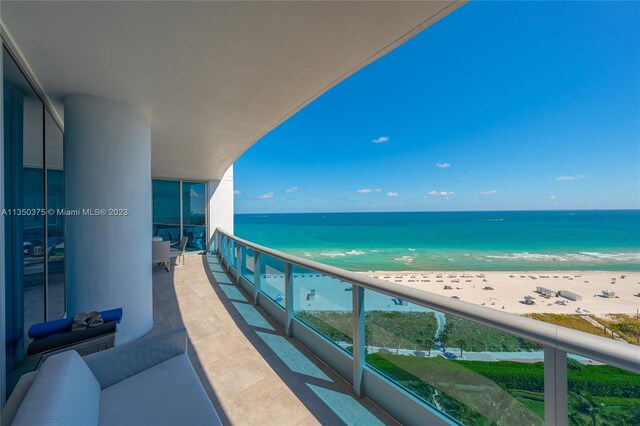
[152,240,170,272]
[2,327,221,426]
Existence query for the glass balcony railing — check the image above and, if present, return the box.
[213,229,640,425]
[363,290,545,425]
[259,254,286,307]
[293,267,354,352]
[240,246,255,285]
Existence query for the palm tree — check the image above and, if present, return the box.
[600,408,640,426]
[572,392,605,425]
[568,410,587,426]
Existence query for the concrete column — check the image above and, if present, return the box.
[208,165,234,242]
[65,95,152,343]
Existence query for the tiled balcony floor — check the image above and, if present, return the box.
[151,253,397,426]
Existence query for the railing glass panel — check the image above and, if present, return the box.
[363,288,545,426]
[229,240,236,269]
[222,236,229,260]
[292,267,354,351]
[567,354,640,425]
[259,254,286,306]
[241,246,255,285]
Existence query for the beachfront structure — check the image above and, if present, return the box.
[1,2,638,426]
[559,290,583,302]
[536,287,555,298]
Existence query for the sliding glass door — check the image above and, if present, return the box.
[182,181,207,250]
[152,179,207,251]
[152,180,181,244]
[4,46,66,390]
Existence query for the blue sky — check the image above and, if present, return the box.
[234,1,640,214]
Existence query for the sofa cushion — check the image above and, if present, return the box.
[98,353,221,426]
[27,321,116,355]
[12,350,101,426]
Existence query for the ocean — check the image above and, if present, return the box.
[234,210,640,272]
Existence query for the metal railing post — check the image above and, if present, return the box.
[544,346,568,426]
[352,284,365,397]
[285,262,293,336]
[253,251,261,305]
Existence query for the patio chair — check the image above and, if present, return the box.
[152,241,170,272]
[170,236,188,266]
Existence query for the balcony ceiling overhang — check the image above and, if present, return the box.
[1,1,464,181]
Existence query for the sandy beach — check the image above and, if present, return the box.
[361,270,640,316]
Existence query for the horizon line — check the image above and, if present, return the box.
[234,207,640,215]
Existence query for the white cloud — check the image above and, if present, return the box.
[550,195,557,199]
[233,190,242,195]
[387,192,399,197]
[357,188,373,194]
[286,186,301,193]
[257,192,274,199]
[427,190,454,197]
[371,136,390,144]
[436,162,451,168]
[374,188,382,192]
[555,174,586,181]
[479,189,498,196]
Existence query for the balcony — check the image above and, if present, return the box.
[151,247,394,424]
[208,229,639,426]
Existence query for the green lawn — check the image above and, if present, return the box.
[294,310,438,351]
[442,316,543,352]
[511,390,545,419]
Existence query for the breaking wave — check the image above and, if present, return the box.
[485,251,640,263]
[319,249,366,258]
[394,255,415,264]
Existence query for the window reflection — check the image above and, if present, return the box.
[152,179,207,251]
[153,180,180,244]
[3,46,45,383]
[182,181,207,251]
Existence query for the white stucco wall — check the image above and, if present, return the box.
[64,95,152,343]
[208,165,234,242]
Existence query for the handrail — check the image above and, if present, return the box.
[213,228,640,374]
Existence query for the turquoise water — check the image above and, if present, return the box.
[234,210,640,272]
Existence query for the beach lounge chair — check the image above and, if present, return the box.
[170,236,188,266]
